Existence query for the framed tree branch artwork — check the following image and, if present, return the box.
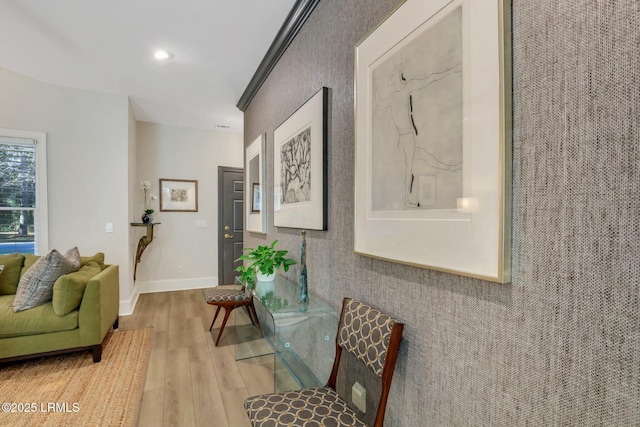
[274,87,329,230]
[159,178,198,212]
[354,0,512,283]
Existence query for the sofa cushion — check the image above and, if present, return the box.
[13,250,79,312]
[80,252,106,270]
[20,253,40,278]
[52,261,101,316]
[0,294,78,338]
[0,254,25,295]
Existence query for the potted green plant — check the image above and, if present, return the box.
[236,240,297,285]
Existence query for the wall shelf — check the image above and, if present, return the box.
[131,222,160,280]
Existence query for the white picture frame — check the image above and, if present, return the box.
[274,87,328,230]
[246,133,267,233]
[354,0,512,282]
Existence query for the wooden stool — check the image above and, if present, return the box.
[203,286,261,346]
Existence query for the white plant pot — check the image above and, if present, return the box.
[256,271,276,282]
[255,280,276,298]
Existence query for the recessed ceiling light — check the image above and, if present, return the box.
[154,50,170,60]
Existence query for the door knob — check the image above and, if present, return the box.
[225,233,234,239]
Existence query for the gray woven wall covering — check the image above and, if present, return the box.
[243,0,640,425]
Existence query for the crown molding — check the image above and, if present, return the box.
[236,0,320,112]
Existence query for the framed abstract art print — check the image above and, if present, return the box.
[354,0,512,282]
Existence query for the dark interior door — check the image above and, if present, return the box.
[218,166,244,284]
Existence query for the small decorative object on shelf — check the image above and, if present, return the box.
[141,180,157,224]
[298,230,308,304]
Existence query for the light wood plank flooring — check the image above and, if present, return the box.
[118,287,279,427]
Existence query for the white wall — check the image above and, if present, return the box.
[0,68,134,307]
[125,100,138,312]
[0,69,243,313]
[134,121,243,293]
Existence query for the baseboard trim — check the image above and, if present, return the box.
[119,277,218,315]
[118,291,139,316]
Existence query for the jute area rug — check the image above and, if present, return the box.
[0,327,152,427]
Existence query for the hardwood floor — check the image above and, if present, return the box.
[118,287,278,427]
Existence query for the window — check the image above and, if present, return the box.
[0,129,48,255]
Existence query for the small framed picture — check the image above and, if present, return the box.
[252,183,261,213]
[159,179,198,212]
[246,132,267,233]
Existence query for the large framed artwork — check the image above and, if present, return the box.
[354,0,512,283]
[159,178,198,212]
[246,133,267,233]
[274,87,329,230]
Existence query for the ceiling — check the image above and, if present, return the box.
[0,0,297,133]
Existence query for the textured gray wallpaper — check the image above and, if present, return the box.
[244,0,640,425]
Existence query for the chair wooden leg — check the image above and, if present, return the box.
[209,306,222,331]
[215,307,234,346]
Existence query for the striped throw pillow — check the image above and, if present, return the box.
[13,250,79,312]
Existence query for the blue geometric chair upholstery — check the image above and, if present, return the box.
[244,297,404,427]
[203,286,261,346]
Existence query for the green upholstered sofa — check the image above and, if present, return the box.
[0,253,119,363]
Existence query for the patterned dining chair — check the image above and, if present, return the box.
[203,286,261,346]
[244,297,404,427]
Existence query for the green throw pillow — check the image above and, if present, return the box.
[0,254,25,295]
[13,249,79,312]
[80,252,106,270]
[52,261,101,316]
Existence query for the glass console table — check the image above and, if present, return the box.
[235,275,338,392]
